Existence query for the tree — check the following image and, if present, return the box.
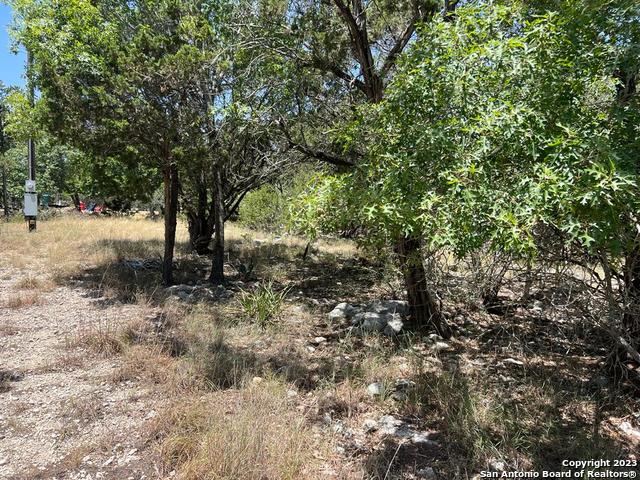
[247,0,458,336]
[0,83,12,219]
[331,1,640,352]
[11,0,223,284]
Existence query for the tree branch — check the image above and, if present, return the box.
[278,120,355,168]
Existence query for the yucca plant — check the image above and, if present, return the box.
[240,281,289,328]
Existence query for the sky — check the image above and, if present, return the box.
[0,3,26,88]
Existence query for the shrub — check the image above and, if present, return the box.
[238,184,285,231]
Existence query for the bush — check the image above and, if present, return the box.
[238,184,285,231]
[238,168,322,232]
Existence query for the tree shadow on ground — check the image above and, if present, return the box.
[63,236,383,308]
[64,238,211,305]
[225,237,384,302]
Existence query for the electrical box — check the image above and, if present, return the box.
[25,180,36,193]
[24,192,38,217]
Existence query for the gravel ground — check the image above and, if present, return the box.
[0,267,164,479]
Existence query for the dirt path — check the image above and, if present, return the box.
[0,267,163,479]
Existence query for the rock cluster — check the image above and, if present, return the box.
[327,300,409,336]
[165,283,233,303]
[362,414,440,447]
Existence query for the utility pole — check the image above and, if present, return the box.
[23,50,37,232]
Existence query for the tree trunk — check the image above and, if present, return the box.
[395,236,451,338]
[162,163,179,286]
[71,193,81,211]
[209,168,225,284]
[623,242,640,348]
[1,164,9,220]
[186,177,215,255]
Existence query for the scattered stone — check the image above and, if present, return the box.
[377,415,438,445]
[489,459,507,472]
[417,467,437,479]
[327,302,357,321]
[0,458,7,466]
[366,382,384,397]
[165,284,233,303]
[383,315,404,336]
[391,391,408,402]
[252,376,263,384]
[411,433,439,446]
[355,312,389,332]
[312,336,327,345]
[433,341,450,351]
[332,420,345,433]
[378,415,403,435]
[363,419,378,433]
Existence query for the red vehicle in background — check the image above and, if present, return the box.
[78,201,106,215]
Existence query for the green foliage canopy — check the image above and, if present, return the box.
[298,1,640,261]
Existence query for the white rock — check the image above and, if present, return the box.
[433,341,450,351]
[366,382,384,396]
[619,421,640,440]
[359,312,390,332]
[384,315,404,336]
[411,433,439,446]
[369,300,409,315]
[418,467,437,479]
[327,302,357,321]
[363,419,378,433]
[378,415,403,435]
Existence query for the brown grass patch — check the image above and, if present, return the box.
[69,324,125,356]
[13,275,56,291]
[153,379,322,480]
[3,292,41,309]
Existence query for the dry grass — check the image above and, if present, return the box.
[3,214,635,478]
[60,392,103,424]
[69,324,125,356]
[153,379,322,480]
[3,291,41,309]
[13,275,56,291]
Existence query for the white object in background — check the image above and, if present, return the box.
[25,180,36,193]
